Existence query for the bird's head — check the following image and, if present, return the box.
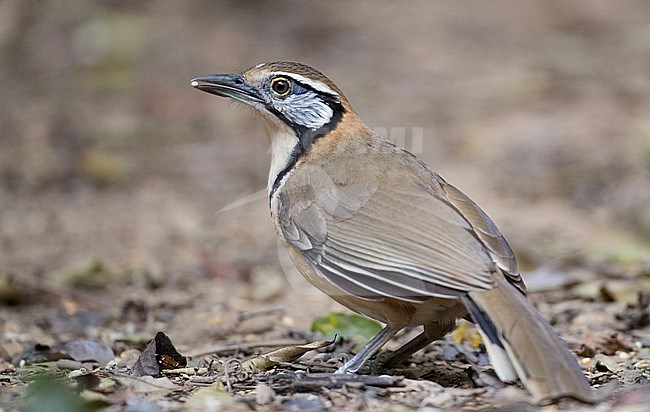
[192,62,369,193]
[192,62,354,143]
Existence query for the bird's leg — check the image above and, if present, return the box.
[378,320,456,368]
[335,325,400,374]
[379,331,434,368]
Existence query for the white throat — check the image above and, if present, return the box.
[266,122,300,194]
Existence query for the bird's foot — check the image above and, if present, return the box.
[334,353,395,375]
[334,354,364,374]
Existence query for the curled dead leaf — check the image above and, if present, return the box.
[241,339,334,372]
[130,332,186,377]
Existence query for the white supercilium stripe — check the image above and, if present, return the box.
[272,72,339,97]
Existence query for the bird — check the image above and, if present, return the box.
[190,62,594,403]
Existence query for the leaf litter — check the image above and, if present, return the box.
[1,262,649,411]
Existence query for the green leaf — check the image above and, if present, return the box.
[20,373,95,412]
[311,312,382,347]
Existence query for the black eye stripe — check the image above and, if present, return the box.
[272,76,339,101]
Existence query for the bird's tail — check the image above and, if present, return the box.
[462,273,594,403]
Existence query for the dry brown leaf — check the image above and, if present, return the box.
[130,332,186,377]
[241,339,334,372]
[580,332,637,356]
[63,339,115,365]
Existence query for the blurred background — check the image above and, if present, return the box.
[1,1,649,344]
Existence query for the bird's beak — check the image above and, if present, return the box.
[190,74,264,104]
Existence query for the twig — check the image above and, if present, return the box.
[187,339,309,358]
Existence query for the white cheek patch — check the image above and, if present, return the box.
[277,93,334,130]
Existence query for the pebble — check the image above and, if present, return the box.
[56,359,84,370]
[67,368,88,378]
[281,394,325,411]
[616,351,631,360]
[637,338,650,348]
[633,359,650,370]
[255,382,275,405]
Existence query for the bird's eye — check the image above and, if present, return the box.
[270,77,291,97]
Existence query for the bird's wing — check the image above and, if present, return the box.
[435,172,521,287]
[276,144,522,303]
